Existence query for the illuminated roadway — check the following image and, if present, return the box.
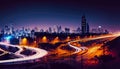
[0,48,8,57]
[0,32,120,64]
[68,32,120,55]
[68,42,88,54]
[0,42,48,64]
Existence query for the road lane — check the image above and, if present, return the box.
[0,42,48,64]
[68,33,120,55]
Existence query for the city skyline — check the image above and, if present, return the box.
[0,15,107,33]
[1,15,108,35]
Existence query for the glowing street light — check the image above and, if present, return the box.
[42,36,48,43]
[76,36,80,40]
[51,36,60,44]
[4,36,12,43]
[65,36,71,42]
[21,37,28,45]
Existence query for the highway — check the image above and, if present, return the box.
[68,32,120,55]
[0,32,120,64]
[68,42,88,54]
[0,48,8,57]
[0,42,48,64]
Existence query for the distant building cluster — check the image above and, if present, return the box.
[0,15,109,39]
[91,26,109,34]
[71,15,108,34]
[1,25,33,38]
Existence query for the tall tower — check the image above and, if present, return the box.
[81,15,87,34]
[86,23,89,33]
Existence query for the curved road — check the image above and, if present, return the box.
[0,42,48,64]
[68,33,120,55]
[0,32,120,64]
[68,42,88,54]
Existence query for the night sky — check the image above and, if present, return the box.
[0,0,120,32]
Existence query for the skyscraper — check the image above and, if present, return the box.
[98,26,103,33]
[86,23,89,33]
[57,25,62,33]
[81,15,89,34]
[76,27,81,33]
[48,27,52,33]
[65,28,70,33]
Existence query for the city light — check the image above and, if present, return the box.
[5,36,12,40]
[42,36,48,43]
[51,36,60,44]
[65,36,71,42]
[76,36,80,40]
[21,37,28,45]
[4,36,12,43]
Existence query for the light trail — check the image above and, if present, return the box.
[68,33,120,55]
[68,41,88,54]
[0,42,48,64]
[68,42,88,54]
[0,32,120,64]
[0,48,8,57]
[74,32,120,42]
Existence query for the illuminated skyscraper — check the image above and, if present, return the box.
[86,23,89,33]
[76,27,81,33]
[65,28,70,33]
[48,27,52,33]
[98,26,103,33]
[56,25,62,33]
[81,15,89,34]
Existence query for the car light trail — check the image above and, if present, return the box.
[0,42,48,64]
[68,33,120,55]
[0,32,120,64]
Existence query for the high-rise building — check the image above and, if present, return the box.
[56,25,62,33]
[34,27,38,32]
[40,29,44,33]
[98,26,103,33]
[48,27,52,33]
[104,29,109,34]
[81,15,89,34]
[86,23,89,33]
[76,27,81,33]
[81,15,86,34]
[65,28,70,33]
[53,25,56,33]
